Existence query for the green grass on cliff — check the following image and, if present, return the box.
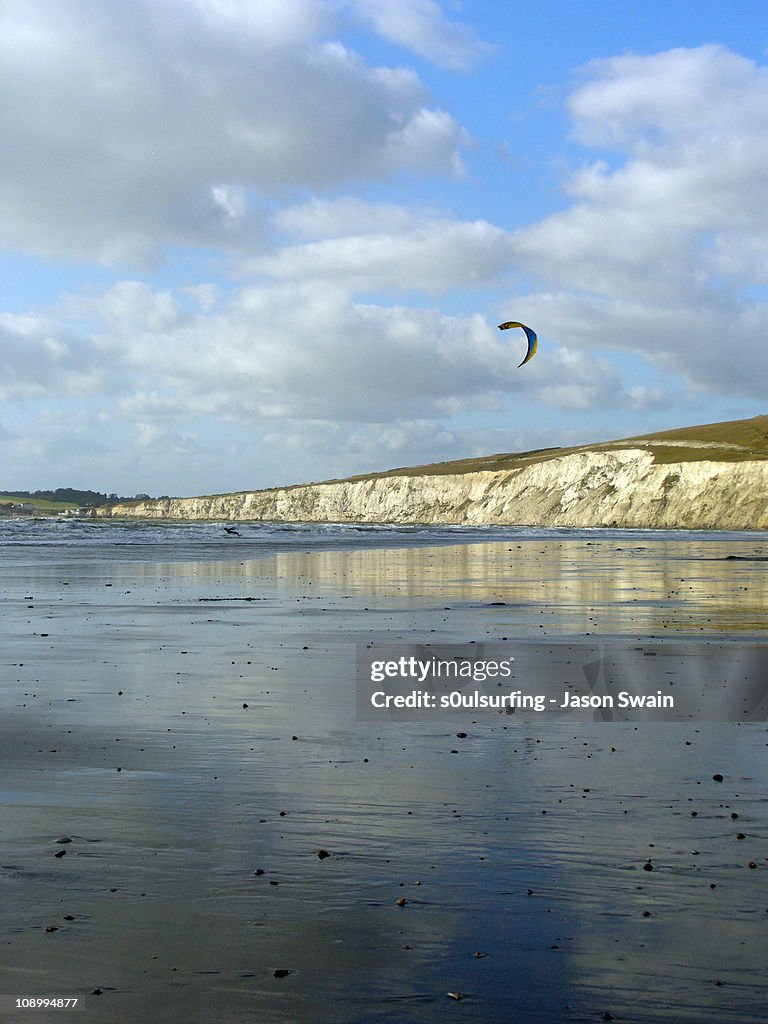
[323,414,768,484]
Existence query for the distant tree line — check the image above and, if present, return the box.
[0,488,155,506]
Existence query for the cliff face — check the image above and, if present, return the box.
[88,448,768,530]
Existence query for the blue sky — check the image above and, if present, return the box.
[2,0,768,496]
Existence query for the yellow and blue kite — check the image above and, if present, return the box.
[498,321,538,367]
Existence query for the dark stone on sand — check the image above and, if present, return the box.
[317,849,331,859]
[63,915,76,921]
[254,869,265,875]
[643,861,653,871]
[92,989,102,996]
[54,849,67,858]
[273,969,291,978]
[45,925,58,932]
[456,732,467,738]
[242,703,249,709]
[712,774,724,782]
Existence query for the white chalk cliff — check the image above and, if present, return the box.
[89,418,768,530]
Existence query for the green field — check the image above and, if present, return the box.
[0,495,80,515]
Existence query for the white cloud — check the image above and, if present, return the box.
[261,199,511,291]
[5,276,543,425]
[510,45,768,399]
[346,0,489,70]
[0,0,468,264]
[0,313,105,399]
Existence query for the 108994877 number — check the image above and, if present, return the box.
[15,998,79,1009]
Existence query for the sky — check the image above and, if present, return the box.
[3,0,768,497]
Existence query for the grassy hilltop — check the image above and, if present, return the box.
[323,414,768,485]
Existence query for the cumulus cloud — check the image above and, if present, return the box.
[511,45,768,399]
[261,199,512,291]
[64,279,530,423]
[0,312,106,399]
[346,0,490,70]
[0,0,468,264]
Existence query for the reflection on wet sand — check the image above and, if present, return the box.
[1,534,767,1022]
[118,536,768,635]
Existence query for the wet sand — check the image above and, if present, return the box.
[1,534,767,1022]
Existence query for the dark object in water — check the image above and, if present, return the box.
[317,849,331,859]
[273,969,291,978]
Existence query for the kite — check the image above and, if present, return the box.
[498,321,538,367]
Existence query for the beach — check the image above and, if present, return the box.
[1,521,767,1023]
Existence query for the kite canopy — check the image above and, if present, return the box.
[498,321,538,367]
